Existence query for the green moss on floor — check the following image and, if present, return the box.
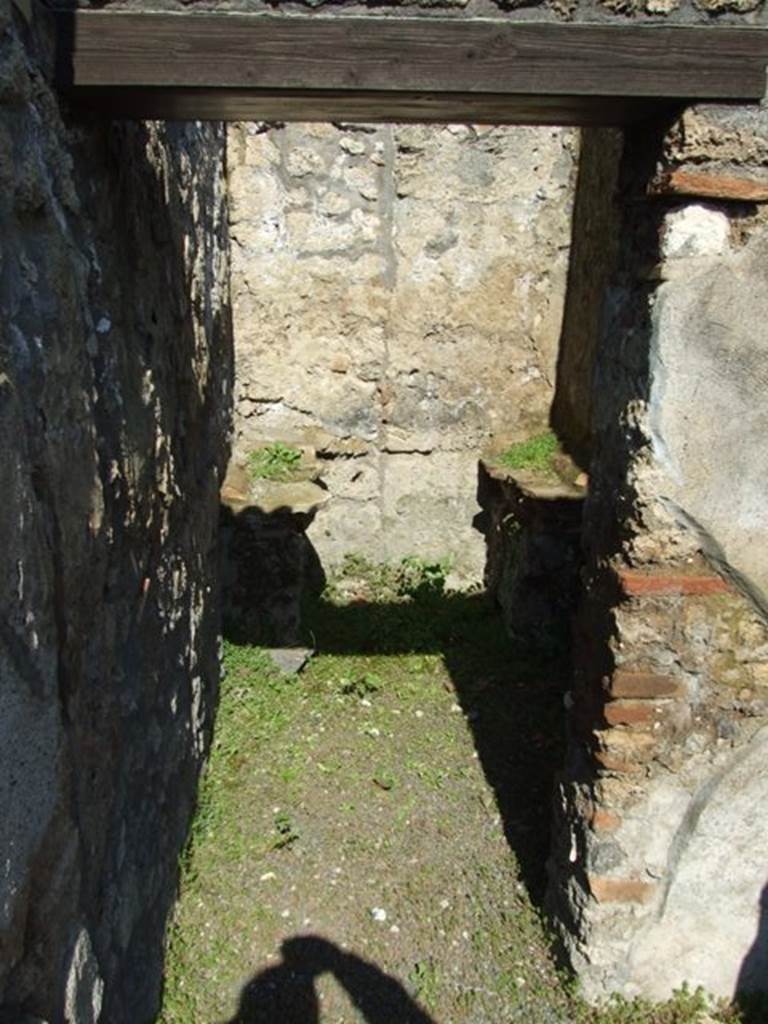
[158,560,754,1024]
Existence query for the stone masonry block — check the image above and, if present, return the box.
[588,876,657,905]
[592,752,643,774]
[593,728,657,773]
[590,808,622,832]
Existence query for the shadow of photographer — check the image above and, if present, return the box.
[224,934,437,1024]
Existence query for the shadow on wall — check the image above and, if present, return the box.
[220,502,327,648]
[736,884,768,1023]
[224,935,436,1024]
[1,8,233,1021]
[550,126,623,471]
[65,119,233,1024]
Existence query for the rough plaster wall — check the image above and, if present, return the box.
[229,121,576,579]
[629,727,768,998]
[0,6,231,1021]
[650,205,768,613]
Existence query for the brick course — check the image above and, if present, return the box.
[617,569,731,597]
[608,670,687,700]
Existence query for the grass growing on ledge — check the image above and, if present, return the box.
[246,441,302,482]
[497,430,560,473]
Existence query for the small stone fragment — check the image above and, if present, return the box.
[340,136,366,156]
[267,647,313,674]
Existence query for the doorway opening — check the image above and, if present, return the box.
[160,120,613,1023]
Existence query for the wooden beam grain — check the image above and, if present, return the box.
[46,7,768,124]
[59,12,767,98]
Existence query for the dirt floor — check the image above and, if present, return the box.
[158,560,745,1024]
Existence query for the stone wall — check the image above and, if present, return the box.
[478,459,585,649]
[549,104,768,1002]
[0,5,231,1021]
[57,0,767,24]
[228,121,576,580]
[551,127,623,468]
[5,0,768,1012]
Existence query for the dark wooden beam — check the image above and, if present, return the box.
[67,87,673,128]
[47,8,768,125]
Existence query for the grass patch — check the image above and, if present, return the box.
[245,441,302,481]
[497,430,559,473]
[159,643,308,1022]
[574,986,726,1024]
[322,552,453,605]
[408,958,442,1011]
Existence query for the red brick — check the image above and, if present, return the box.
[588,875,656,905]
[618,569,730,597]
[603,700,658,727]
[608,670,686,700]
[650,168,768,203]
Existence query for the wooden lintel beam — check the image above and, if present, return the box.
[46,7,768,124]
